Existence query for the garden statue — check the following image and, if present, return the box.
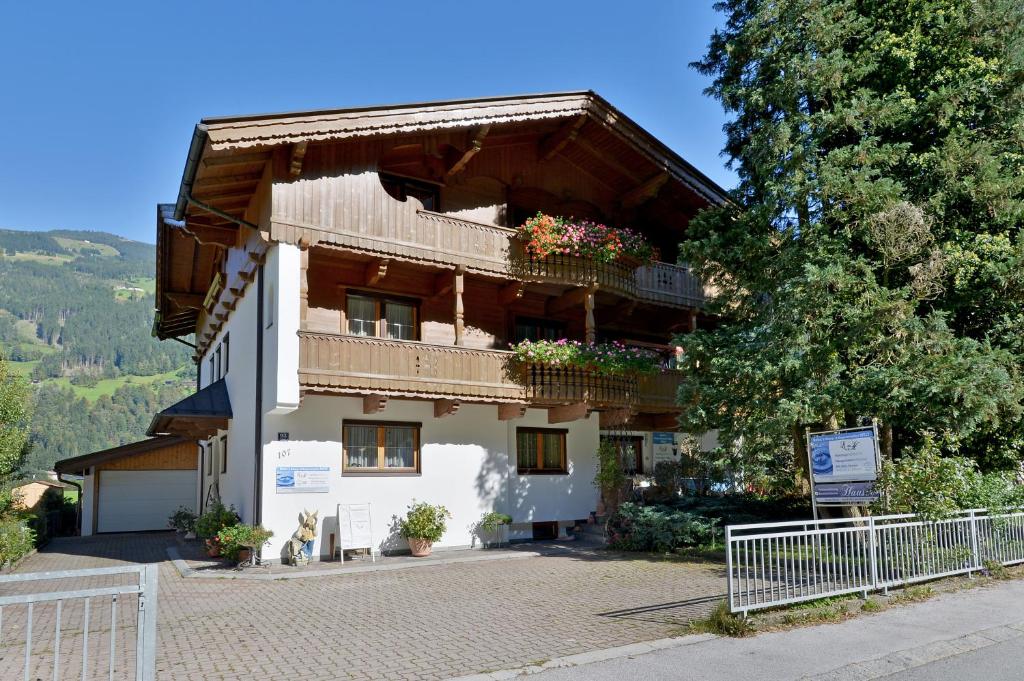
[287,509,318,566]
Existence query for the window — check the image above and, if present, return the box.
[222,334,230,376]
[346,293,418,340]
[516,428,567,474]
[220,435,228,474]
[214,345,222,380]
[204,443,212,477]
[343,421,420,474]
[380,174,440,211]
[602,435,644,475]
[514,317,565,343]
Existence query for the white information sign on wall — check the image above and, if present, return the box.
[652,432,677,467]
[275,466,330,494]
[336,503,374,562]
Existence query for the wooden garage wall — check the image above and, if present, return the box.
[97,441,197,471]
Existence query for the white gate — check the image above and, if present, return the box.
[0,564,158,680]
[726,509,1024,615]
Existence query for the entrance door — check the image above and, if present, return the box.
[602,436,644,475]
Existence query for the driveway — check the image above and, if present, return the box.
[3,534,724,680]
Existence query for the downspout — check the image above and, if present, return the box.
[254,264,265,526]
[56,472,82,537]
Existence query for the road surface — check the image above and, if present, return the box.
[521,579,1024,680]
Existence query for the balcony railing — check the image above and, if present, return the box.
[298,333,526,402]
[298,331,685,413]
[635,262,704,308]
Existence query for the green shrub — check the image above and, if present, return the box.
[167,506,197,533]
[0,519,35,567]
[398,501,451,542]
[216,524,273,560]
[479,512,513,532]
[606,502,719,552]
[195,502,239,539]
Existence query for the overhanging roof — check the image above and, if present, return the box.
[147,379,232,438]
[54,436,190,475]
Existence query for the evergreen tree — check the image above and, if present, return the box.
[0,357,29,484]
[680,0,1024,491]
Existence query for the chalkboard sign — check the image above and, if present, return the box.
[336,503,375,562]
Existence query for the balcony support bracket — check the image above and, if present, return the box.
[548,403,591,424]
[363,395,388,415]
[434,399,460,418]
[498,403,527,421]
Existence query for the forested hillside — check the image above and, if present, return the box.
[0,228,194,473]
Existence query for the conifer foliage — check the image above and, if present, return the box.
[679,0,1024,489]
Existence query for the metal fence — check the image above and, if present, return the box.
[726,509,1024,615]
[0,564,158,680]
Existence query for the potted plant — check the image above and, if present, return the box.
[167,506,197,537]
[478,512,513,548]
[217,524,274,565]
[195,503,240,557]
[398,501,451,557]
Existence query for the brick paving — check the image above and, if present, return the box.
[1,533,724,681]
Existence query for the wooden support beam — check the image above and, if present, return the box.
[538,115,587,162]
[184,223,236,248]
[165,292,205,309]
[445,125,490,177]
[454,266,465,347]
[545,285,595,317]
[363,395,387,415]
[599,408,635,429]
[498,403,527,421]
[433,399,460,418]
[620,172,669,209]
[433,270,456,299]
[571,136,644,183]
[248,250,266,265]
[548,403,591,424]
[238,268,255,283]
[499,282,524,306]
[193,172,264,189]
[202,151,271,168]
[289,141,309,178]
[364,258,390,286]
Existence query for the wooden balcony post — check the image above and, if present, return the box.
[454,266,466,346]
[584,286,596,344]
[298,237,310,331]
[689,309,698,332]
[337,286,348,334]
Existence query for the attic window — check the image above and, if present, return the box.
[380,174,439,211]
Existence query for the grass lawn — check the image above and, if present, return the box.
[50,368,186,401]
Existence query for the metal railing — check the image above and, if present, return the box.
[726,509,1024,615]
[0,564,158,680]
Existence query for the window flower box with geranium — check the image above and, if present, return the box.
[509,339,661,376]
[516,213,656,266]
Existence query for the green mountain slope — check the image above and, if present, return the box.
[0,228,194,472]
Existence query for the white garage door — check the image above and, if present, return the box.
[97,470,197,533]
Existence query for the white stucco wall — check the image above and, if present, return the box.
[262,243,301,414]
[80,468,95,536]
[260,397,600,561]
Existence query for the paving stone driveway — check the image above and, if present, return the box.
[5,534,724,681]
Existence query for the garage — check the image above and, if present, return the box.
[54,436,199,536]
[97,469,197,533]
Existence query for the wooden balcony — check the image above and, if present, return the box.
[298,332,525,402]
[298,331,686,416]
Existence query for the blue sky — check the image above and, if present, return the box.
[0,2,733,244]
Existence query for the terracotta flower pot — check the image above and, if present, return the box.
[408,538,433,557]
[237,549,251,563]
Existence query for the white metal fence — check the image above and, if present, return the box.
[0,564,158,680]
[726,509,1024,615]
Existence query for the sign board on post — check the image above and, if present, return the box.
[806,422,881,517]
[275,467,330,494]
[336,503,375,563]
[652,432,677,467]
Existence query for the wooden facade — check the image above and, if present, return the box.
[156,92,726,427]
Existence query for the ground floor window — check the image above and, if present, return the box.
[516,428,567,474]
[343,421,421,474]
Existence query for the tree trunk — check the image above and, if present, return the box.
[792,425,811,495]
